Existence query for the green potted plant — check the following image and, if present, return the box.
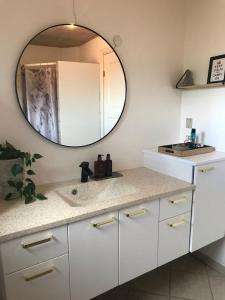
[0,141,47,204]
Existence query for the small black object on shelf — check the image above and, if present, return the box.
[176,69,194,89]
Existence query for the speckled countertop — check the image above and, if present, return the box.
[0,167,194,243]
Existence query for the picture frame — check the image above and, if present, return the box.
[207,54,225,84]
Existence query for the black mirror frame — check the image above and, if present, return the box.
[15,23,127,148]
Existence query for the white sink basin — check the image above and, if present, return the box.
[55,178,138,207]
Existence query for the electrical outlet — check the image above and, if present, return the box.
[186,118,192,129]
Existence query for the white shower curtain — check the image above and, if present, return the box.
[23,66,59,143]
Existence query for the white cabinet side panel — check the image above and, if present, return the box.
[144,151,193,183]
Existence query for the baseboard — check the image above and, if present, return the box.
[193,251,225,275]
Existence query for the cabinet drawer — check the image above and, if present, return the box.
[4,254,70,300]
[1,225,68,275]
[159,192,192,221]
[158,212,191,266]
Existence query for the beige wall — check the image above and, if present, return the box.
[20,45,64,64]
[19,36,113,65]
[180,0,225,267]
[80,36,111,63]
[180,0,225,151]
[20,44,82,65]
[0,0,185,184]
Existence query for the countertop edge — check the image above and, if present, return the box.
[0,185,194,243]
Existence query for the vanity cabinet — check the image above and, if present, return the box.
[0,189,194,300]
[69,211,119,300]
[144,149,225,253]
[119,200,159,284]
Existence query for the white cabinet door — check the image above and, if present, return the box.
[4,254,70,300]
[158,213,191,266]
[119,200,159,284]
[190,161,225,252]
[69,211,119,300]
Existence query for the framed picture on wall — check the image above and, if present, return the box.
[207,54,225,84]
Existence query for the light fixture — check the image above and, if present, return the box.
[67,24,77,30]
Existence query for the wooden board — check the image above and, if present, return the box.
[158,145,215,157]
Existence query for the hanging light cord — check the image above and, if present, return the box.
[72,0,78,25]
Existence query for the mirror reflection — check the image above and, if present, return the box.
[16,25,126,146]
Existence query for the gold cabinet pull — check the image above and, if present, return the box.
[24,267,55,282]
[199,167,215,173]
[21,234,53,249]
[168,219,186,228]
[170,197,187,204]
[125,208,146,218]
[92,217,117,228]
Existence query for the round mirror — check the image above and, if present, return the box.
[15,24,127,147]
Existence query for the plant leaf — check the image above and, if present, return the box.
[27,170,36,175]
[33,153,43,159]
[5,141,16,151]
[8,180,16,187]
[36,193,47,200]
[5,193,13,200]
[11,164,23,176]
[24,194,35,204]
[25,153,32,167]
[24,182,36,194]
[15,181,23,191]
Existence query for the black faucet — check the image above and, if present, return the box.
[79,161,93,182]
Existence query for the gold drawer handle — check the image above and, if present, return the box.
[24,267,55,282]
[92,217,117,228]
[170,197,187,204]
[21,234,53,249]
[125,208,146,218]
[199,167,215,173]
[168,219,186,228]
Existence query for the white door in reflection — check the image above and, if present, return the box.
[57,61,100,146]
[103,52,126,135]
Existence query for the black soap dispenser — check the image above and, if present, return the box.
[94,154,105,179]
[105,154,112,177]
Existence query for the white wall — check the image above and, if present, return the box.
[181,0,225,267]
[80,36,111,63]
[0,0,185,184]
[180,0,225,150]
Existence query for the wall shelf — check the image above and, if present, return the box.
[177,82,225,90]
